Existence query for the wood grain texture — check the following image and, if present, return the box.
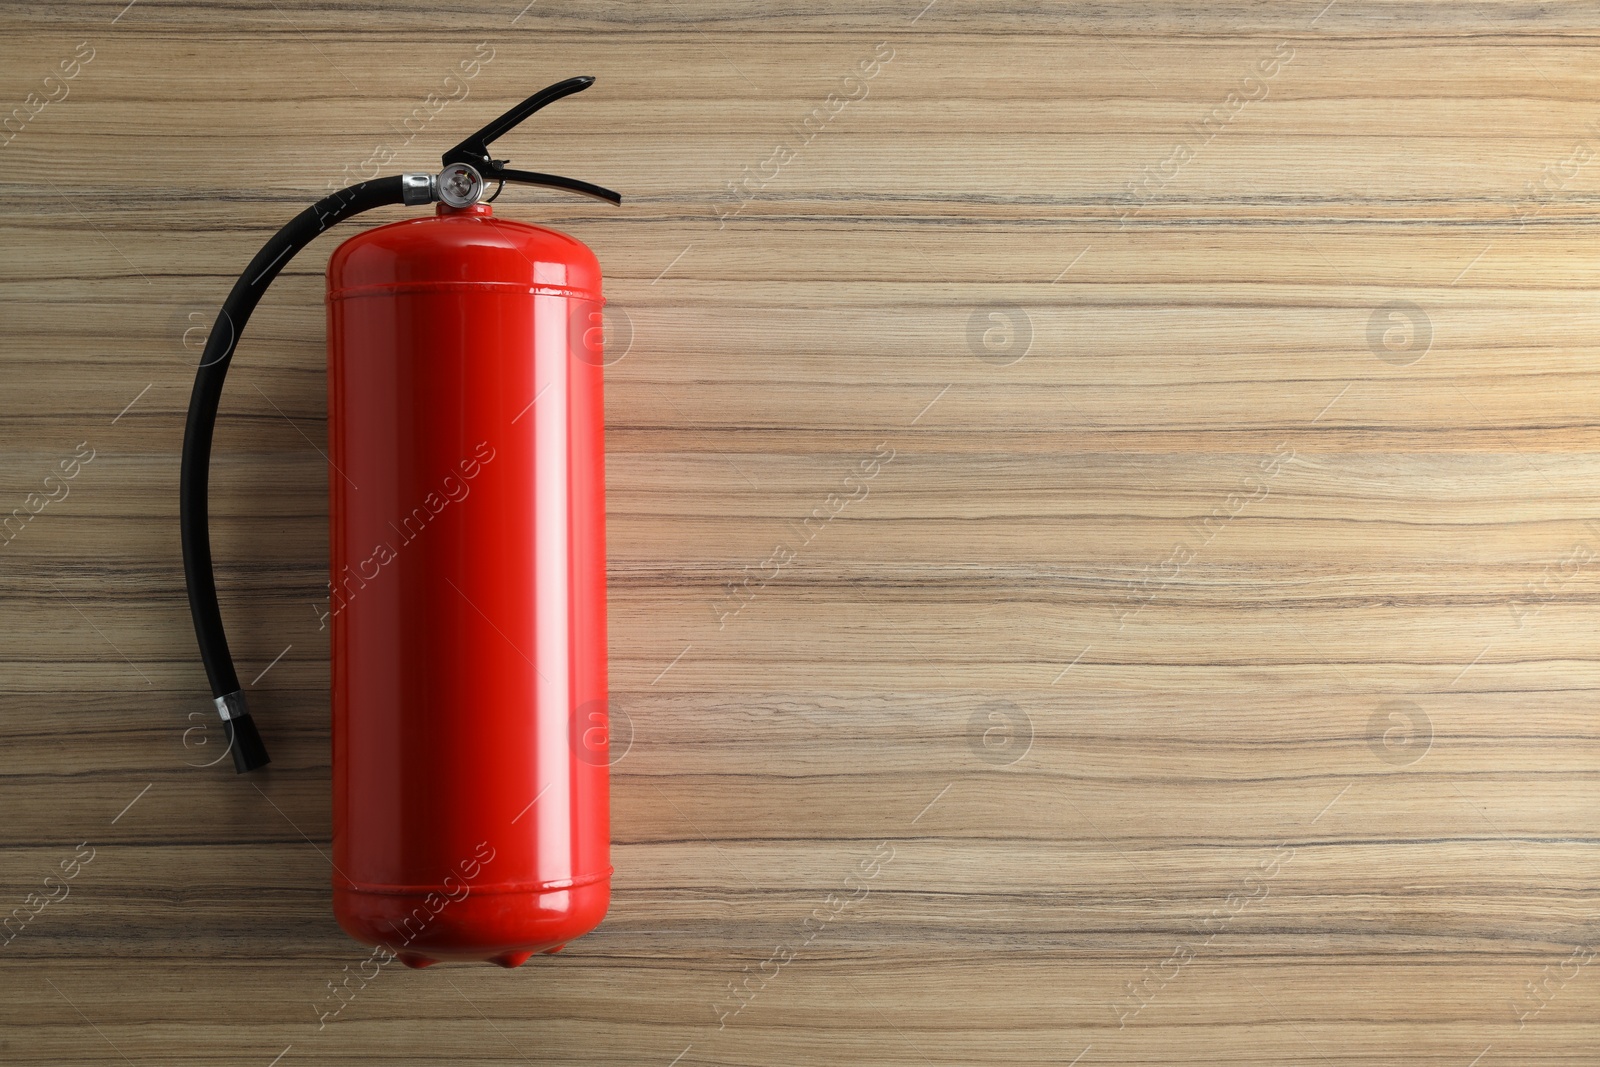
[2,1,1598,1064]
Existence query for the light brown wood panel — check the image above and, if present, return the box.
[3,1,1599,1065]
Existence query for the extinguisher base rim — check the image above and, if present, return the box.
[333,879,609,963]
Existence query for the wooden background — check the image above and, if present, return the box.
[3,2,1598,1064]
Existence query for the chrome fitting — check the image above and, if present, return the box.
[401,172,435,205]
[214,690,250,722]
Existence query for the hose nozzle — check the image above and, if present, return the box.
[215,691,271,773]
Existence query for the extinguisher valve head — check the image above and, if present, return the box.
[439,77,622,206]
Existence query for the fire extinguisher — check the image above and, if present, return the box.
[179,77,620,967]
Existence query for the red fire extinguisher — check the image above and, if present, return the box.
[179,78,620,967]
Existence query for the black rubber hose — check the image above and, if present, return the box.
[180,177,408,773]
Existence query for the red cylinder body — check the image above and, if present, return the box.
[324,202,610,968]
